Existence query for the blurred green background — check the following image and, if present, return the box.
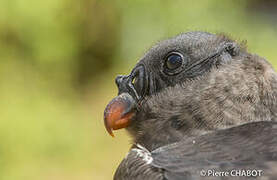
[0,0,277,179]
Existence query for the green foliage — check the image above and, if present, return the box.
[0,0,276,179]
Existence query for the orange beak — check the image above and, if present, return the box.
[104,93,136,137]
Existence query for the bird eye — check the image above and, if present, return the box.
[165,52,184,70]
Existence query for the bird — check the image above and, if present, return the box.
[103,31,277,179]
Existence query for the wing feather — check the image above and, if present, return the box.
[152,121,277,180]
[115,121,277,180]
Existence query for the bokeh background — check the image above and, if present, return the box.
[0,0,277,179]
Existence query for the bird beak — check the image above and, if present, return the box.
[104,65,146,137]
[104,93,136,137]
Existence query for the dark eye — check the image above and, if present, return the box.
[165,52,184,70]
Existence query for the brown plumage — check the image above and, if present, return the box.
[103,31,277,180]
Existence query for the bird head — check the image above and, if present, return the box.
[104,32,277,150]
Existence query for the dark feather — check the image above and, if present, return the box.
[115,121,277,180]
[109,32,277,179]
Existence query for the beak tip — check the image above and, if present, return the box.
[103,93,135,137]
[107,126,115,137]
[104,116,115,137]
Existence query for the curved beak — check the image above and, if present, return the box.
[104,65,146,137]
[104,93,136,137]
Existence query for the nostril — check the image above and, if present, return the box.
[115,75,123,87]
[114,65,146,101]
[115,75,131,96]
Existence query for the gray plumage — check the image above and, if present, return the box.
[116,121,277,180]
[112,31,277,179]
